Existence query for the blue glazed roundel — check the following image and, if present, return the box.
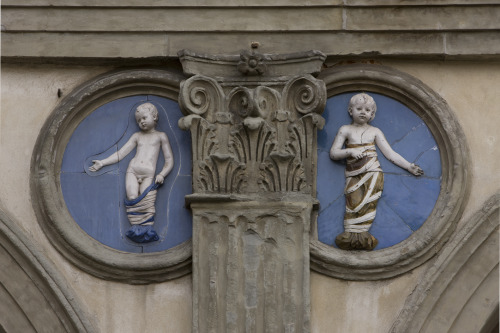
[61,95,192,253]
[317,92,441,250]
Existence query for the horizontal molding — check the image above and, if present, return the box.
[445,31,500,55]
[1,7,342,32]
[2,0,498,7]
[345,0,500,5]
[345,6,500,31]
[1,32,170,58]
[3,6,499,33]
[3,31,500,61]
[1,0,341,7]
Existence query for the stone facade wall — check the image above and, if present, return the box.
[2,60,498,332]
[1,1,499,332]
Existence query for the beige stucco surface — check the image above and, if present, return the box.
[388,61,500,224]
[1,60,498,332]
[310,266,426,333]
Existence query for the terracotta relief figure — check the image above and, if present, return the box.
[89,102,174,243]
[330,93,423,250]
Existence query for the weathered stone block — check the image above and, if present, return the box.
[190,199,313,333]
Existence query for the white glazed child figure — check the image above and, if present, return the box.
[329,93,423,250]
[89,102,174,243]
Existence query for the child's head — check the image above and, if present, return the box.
[348,93,377,121]
[135,102,159,124]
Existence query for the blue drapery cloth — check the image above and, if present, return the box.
[124,182,161,243]
[124,182,160,206]
[125,225,159,243]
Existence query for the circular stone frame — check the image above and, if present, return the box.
[310,64,470,280]
[31,69,192,284]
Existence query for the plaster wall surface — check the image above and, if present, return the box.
[310,266,426,333]
[1,60,498,332]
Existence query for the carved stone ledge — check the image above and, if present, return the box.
[179,49,325,79]
[184,192,320,209]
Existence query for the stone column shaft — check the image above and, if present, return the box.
[190,200,312,333]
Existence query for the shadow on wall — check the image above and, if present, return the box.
[391,193,499,333]
[0,204,96,333]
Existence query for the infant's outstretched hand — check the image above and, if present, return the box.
[155,174,165,184]
[89,160,103,172]
[408,163,424,176]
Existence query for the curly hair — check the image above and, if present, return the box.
[135,102,159,123]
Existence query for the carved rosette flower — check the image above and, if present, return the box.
[237,50,267,76]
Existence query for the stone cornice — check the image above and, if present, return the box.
[3,3,500,62]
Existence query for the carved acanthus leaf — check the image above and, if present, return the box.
[179,72,325,195]
[198,156,246,193]
[230,121,276,165]
[258,151,306,192]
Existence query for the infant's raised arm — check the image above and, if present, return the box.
[374,127,423,176]
[89,133,138,172]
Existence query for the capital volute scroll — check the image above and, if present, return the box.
[178,49,326,197]
[178,74,224,122]
[282,75,326,116]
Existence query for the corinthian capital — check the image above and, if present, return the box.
[178,49,326,196]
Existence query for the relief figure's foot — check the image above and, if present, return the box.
[335,231,378,251]
[126,225,160,243]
